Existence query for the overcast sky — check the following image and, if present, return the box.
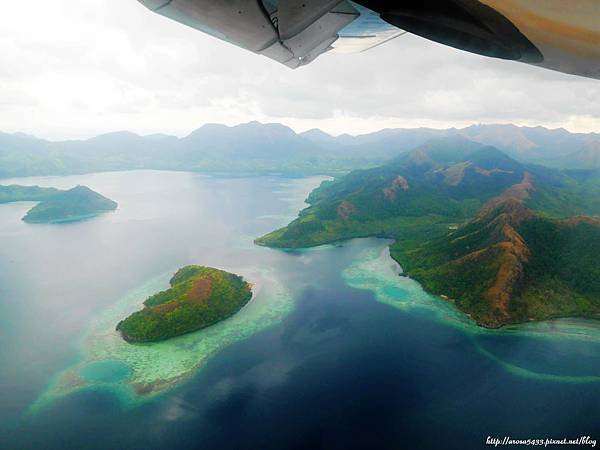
[1,0,599,140]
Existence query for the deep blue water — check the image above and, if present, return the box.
[0,171,599,450]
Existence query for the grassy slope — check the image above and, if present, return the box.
[117,266,253,342]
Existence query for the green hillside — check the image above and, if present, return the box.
[394,198,600,327]
[257,137,531,249]
[257,137,600,327]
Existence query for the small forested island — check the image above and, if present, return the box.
[257,136,600,328]
[117,266,253,342]
[22,185,117,223]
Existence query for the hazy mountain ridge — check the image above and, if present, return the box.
[557,141,600,169]
[302,123,600,163]
[2,122,600,178]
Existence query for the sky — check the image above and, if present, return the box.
[0,0,599,140]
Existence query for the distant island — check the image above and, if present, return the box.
[0,184,60,203]
[22,185,117,223]
[117,266,253,343]
[257,136,600,328]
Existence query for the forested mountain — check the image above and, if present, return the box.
[257,136,600,327]
[395,184,600,327]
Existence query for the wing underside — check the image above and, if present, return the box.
[138,0,600,79]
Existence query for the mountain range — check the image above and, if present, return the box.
[1,122,600,178]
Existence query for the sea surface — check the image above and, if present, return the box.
[0,171,599,450]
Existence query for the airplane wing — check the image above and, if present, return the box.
[137,0,600,79]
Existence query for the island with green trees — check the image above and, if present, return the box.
[22,185,117,223]
[257,136,600,328]
[117,266,253,343]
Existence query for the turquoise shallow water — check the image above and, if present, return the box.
[0,172,328,414]
[31,264,297,411]
[343,243,600,384]
[80,360,132,383]
[1,171,599,450]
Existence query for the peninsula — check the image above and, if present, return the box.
[117,266,253,342]
[257,137,600,328]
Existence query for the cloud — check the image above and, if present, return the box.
[0,0,598,139]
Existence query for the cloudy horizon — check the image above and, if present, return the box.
[1,0,599,141]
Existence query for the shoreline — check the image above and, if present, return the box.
[262,236,600,331]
